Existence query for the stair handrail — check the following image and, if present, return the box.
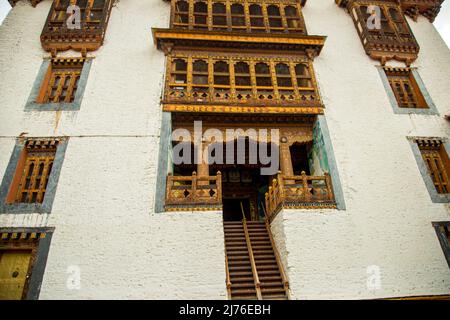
[262,204,291,300]
[224,253,232,299]
[265,219,291,300]
[241,202,262,300]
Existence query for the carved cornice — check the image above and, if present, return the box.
[8,0,42,7]
[336,0,445,22]
[163,103,324,115]
[152,28,326,57]
[171,112,317,126]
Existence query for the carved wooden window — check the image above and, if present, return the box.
[165,53,319,107]
[339,1,419,64]
[230,3,246,30]
[37,58,84,104]
[170,0,306,34]
[417,140,450,194]
[384,68,427,109]
[8,140,58,204]
[41,0,113,52]
[432,222,450,268]
[174,0,189,27]
[212,3,227,30]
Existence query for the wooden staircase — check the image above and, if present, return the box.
[224,220,290,300]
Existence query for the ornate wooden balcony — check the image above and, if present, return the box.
[40,0,114,53]
[169,0,307,35]
[265,171,336,222]
[336,0,420,65]
[162,52,324,114]
[165,171,223,211]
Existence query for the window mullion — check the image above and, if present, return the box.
[290,61,300,100]
[188,0,194,29]
[53,73,66,103]
[207,0,213,31]
[249,60,257,100]
[229,57,236,100]
[269,60,279,100]
[187,56,193,98]
[208,57,214,102]
[244,2,251,32]
[262,4,270,33]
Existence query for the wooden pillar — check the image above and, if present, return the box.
[197,140,209,186]
[280,143,294,184]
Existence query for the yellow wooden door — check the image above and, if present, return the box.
[0,250,32,300]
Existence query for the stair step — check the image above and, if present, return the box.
[231,288,257,295]
[229,271,253,277]
[254,260,278,266]
[230,277,254,283]
[261,294,288,300]
[259,275,282,281]
[229,266,252,271]
[231,283,255,289]
[253,255,276,260]
[228,261,251,267]
[261,287,287,294]
[227,250,249,255]
[260,281,284,288]
[258,270,281,276]
[227,255,250,261]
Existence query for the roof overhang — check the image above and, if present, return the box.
[152,28,326,58]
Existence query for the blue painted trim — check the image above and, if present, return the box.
[377,66,439,116]
[408,137,450,203]
[24,59,92,112]
[154,112,172,213]
[317,115,346,210]
[0,139,69,214]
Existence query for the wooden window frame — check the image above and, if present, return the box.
[417,141,450,194]
[0,228,54,300]
[170,0,306,34]
[432,222,450,268]
[164,52,320,109]
[25,58,92,112]
[384,67,428,109]
[0,138,68,214]
[408,137,450,203]
[36,58,84,104]
[6,140,58,205]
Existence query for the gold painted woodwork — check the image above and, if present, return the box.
[162,51,323,113]
[265,171,336,222]
[0,231,42,300]
[169,0,307,35]
[152,28,326,55]
[336,0,420,65]
[336,0,445,22]
[165,171,223,211]
[40,0,114,53]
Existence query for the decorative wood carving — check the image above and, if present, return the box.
[383,67,428,108]
[152,28,326,56]
[165,171,223,211]
[265,171,336,222]
[336,0,420,65]
[169,0,307,34]
[337,0,445,22]
[8,0,43,7]
[162,51,323,114]
[40,0,114,53]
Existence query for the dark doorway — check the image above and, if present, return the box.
[223,198,251,221]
